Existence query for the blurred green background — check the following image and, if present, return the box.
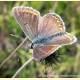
[0,1,80,78]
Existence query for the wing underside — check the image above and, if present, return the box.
[33,45,60,61]
[12,6,40,40]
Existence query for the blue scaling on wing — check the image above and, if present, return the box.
[32,32,66,48]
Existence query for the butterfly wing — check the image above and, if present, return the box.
[33,33,77,61]
[33,45,60,61]
[12,6,40,41]
[33,13,65,60]
[33,13,77,60]
[38,13,65,37]
[41,32,77,46]
[38,13,77,45]
[49,32,77,45]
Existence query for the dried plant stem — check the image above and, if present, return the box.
[12,57,34,78]
[52,2,58,11]
[0,37,28,68]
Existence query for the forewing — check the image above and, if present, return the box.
[12,6,40,40]
[38,13,77,45]
[38,13,65,37]
[33,45,60,61]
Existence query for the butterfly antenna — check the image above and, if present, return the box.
[12,57,34,78]
[0,37,28,68]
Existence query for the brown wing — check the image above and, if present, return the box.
[38,13,77,45]
[38,13,65,37]
[43,32,77,45]
[33,45,60,61]
[12,6,40,40]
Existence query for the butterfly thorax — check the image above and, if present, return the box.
[31,36,49,48]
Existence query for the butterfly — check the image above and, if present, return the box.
[12,6,77,61]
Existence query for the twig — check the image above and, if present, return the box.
[12,57,34,78]
[0,37,28,68]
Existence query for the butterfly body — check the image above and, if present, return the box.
[31,35,52,48]
[12,6,77,61]
[31,32,66,48]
